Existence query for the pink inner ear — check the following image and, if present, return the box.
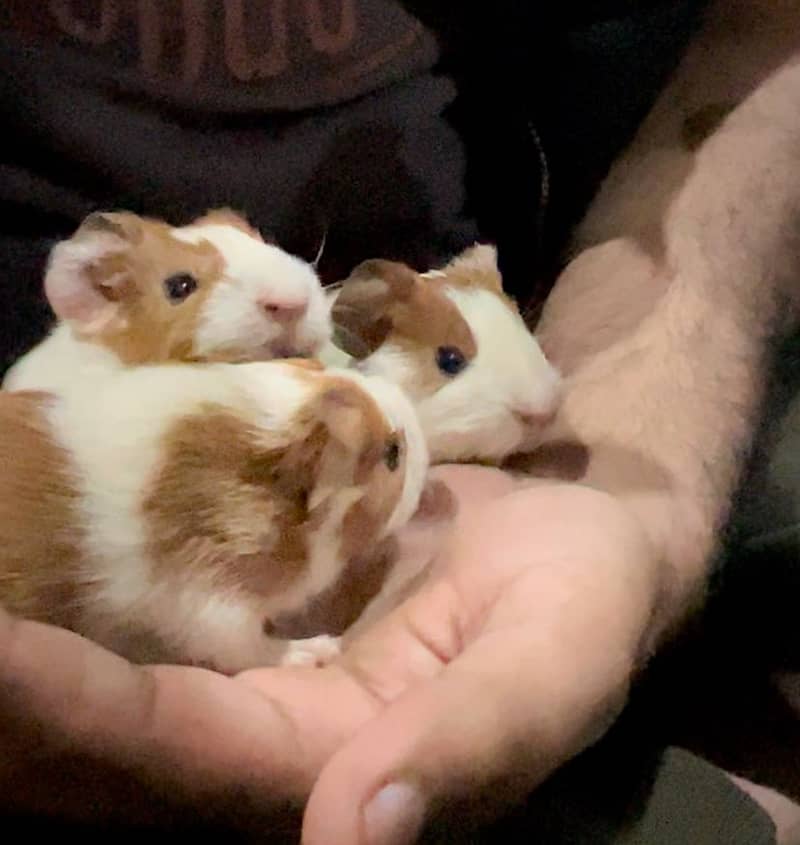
[43,238,122,331]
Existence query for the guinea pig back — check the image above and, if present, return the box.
[0,361,428,673]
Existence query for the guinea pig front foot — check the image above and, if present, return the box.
[280,634,341,668]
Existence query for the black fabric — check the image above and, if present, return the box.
[1,743,776,844]
[402,1,706,304]
[0,1,703,375]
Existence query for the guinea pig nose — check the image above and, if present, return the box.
[260,296,308,321]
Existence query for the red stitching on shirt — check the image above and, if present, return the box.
[303,0,357,55]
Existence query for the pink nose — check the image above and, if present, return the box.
[260,297,308,322]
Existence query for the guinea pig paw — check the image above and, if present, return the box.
[281,634,342,668]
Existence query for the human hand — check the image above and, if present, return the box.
[0,465,661,843]
[294,465,662,844]
[0,464,507,832]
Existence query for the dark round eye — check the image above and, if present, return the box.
[436,345,467,376]
[383,437,401,472]
[163,273,198,303]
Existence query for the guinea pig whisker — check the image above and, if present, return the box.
[312,227,329,270]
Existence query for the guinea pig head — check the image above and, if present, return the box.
[330,258,478,397]
[173,210,332,361]
[315,367,430,538]
[143,363,427,620]
[258,366,428,548]
[43,209,331,365]
[330,246,561,463]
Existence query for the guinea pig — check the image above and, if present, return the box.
[321,244,561,464]
[0,359,428,674]
[2,208,332,394]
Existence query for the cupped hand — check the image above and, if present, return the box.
[0,465,661,843]
[295,466,662,844]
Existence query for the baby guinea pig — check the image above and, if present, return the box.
[0,359,428,674]
[3,208,331,393]
[323,244,562,464]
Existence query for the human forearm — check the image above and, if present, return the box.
[535,266,772,638]
[531,0,800,637]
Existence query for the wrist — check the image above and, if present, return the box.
[605,482,719,647]
[516,444,720,641]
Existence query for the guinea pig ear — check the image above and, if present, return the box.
[330,259,418,359]
[270,382,377,512]
[76,211,144,243]
[314,383,406,487]
[440,243,504,295]
[44,212,142,333]
[313,383,373,451]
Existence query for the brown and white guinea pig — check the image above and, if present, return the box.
[2,208,331,394]
[0,359,427,674]
[321,244,561,464]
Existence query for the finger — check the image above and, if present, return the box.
[302,489,659,845]
[303,616,635,845]
[0,607,369,829]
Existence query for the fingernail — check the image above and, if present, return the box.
[363,782,426,845]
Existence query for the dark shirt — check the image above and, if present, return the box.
[0,1,702,372]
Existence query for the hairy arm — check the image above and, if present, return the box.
[532,0,800,640]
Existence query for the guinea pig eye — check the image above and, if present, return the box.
[383,436,401,472]
[163,273,198,303]
[436,345,467,376]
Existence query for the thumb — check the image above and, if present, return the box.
[301,620,634,845]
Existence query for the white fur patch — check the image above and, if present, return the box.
[229,360,319,433]
[173,224,332,359]
[137,583,291,672]
[42,364,258,626]
[38,360,425,669]
[2,323,123,394]
[281,635,342,667]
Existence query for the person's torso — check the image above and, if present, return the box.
[0,0,439,112]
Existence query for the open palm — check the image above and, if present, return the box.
[0,465,657,844]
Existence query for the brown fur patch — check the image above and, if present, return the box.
[258,374,409,638]
[0,391,86,628]
[143,406,314,598]
[292,369,393,454]
[330,260,413,358]
[332,259,478,394]
[263,536,399,638]
[144,373,407,620]
[392,282,476,358]
[281,357,325,372]
[391,274,479,396]
[85,218,227,365]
